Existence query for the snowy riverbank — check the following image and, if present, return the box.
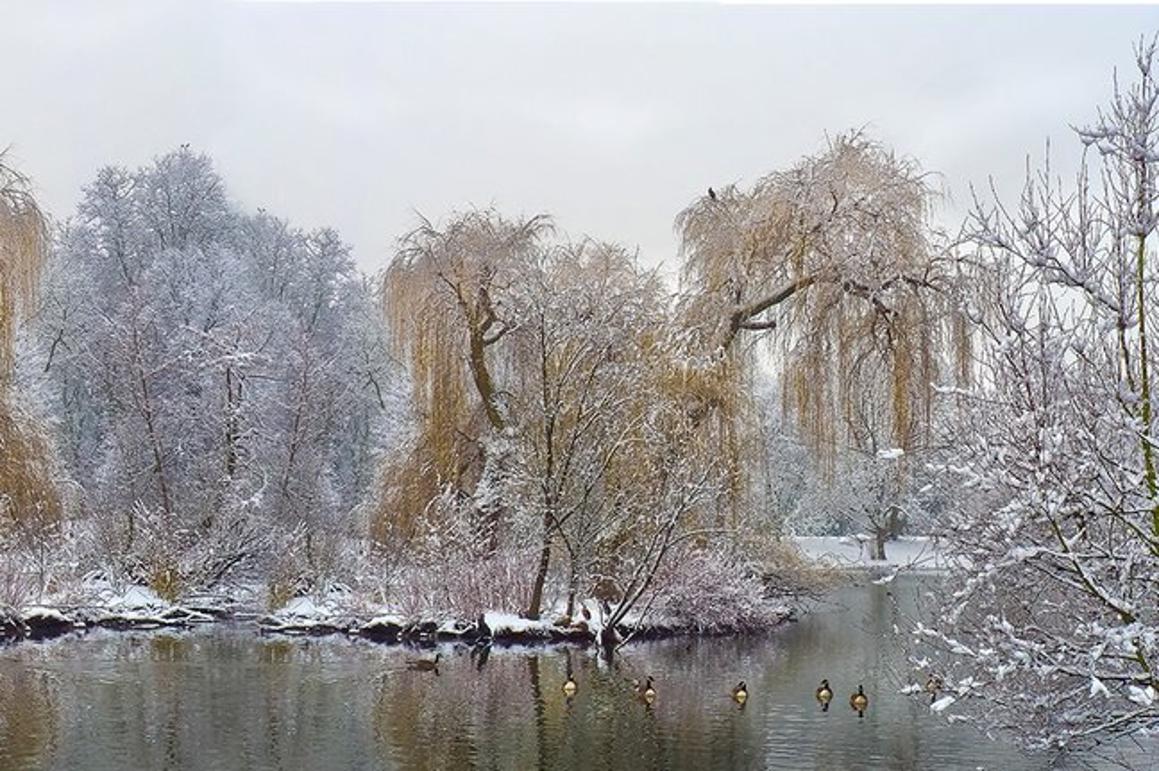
[0,582,231,642]
[1,583,795,648]
[0,537,945,647]
[249,592,795,646]
[793,535,950,575]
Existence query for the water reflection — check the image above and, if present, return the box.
[0,578,1139,770]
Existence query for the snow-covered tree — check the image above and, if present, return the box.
[376,210,549,547]
[677,132,968,464]
[376,133,965,621]
[923,40,1159,751]
[508,240,669,618]
[30,148,399,596]
[781,366,951,556]
[377,214,721,621]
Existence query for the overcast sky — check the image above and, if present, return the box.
[5,2,1159,274]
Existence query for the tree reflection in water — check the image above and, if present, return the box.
[0,581,1095,770]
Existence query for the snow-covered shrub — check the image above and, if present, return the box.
[923,42,1159,752]
[0,544,36,608]
[649,547,783,633]
[263,522,367,610]
[89,503,267,601]
[0,511,82,607]
[263,525,313,610]
[380,489,540,617]
[392,547,537,619]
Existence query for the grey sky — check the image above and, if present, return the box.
[5,2,1159,274]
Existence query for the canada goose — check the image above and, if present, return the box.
[850,684,869,717]
[708,187,718,201]
[731,681,748,705]
[925,675,943,705]
[637,675,656,703]
[816,679,833,712]
[407,652,440,673]
[563,676,577,697]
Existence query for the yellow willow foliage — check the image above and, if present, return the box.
[0,405,62,531]
[374,135,971,542]
[375,211,550,543]
[644,338,759,527]
[0,156,60,532]
[678,132,970,465]
[0,157,47,381]
[373,306,478,545]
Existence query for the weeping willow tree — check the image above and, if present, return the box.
[677,133,970,479]
[0,154,60,533]
[375,134,969,620]
[375,210,551,546]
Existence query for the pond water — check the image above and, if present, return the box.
[0,577,1122,770]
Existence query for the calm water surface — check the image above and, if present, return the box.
[0,578,1115,770]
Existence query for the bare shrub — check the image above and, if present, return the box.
[649,547,783,633]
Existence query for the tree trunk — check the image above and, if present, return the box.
[525,515,552,619]
[224,365,239,480]
[1133,175,1159,549]
[887,506,904,540]
[469,330,504,431]
[564,557,578,620]
[872,528,887,561]
[277,364,309,520]
[476,441,506,555]
[132,328,172,517]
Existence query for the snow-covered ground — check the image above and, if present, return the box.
[257,597,609,642]
[793,535,950,575]
[258,595,353,633]
[3,580,226,640]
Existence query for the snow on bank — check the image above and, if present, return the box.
[483,611,556,637]
[793,535,950,574]
[17,606,78,637]
[88,582,216,627]
[258,594,366,634]
[260,602,595,643]
[2,583,219,641]
[6,578,790,647]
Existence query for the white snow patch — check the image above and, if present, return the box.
[20,606,72,624]
[483,611,552,635]
[272,596,336,622]
[931,695,956,712]
[794,535,951,572]
[105,586,169,614]
[436,618,475,635]
[363,613,405,629]
[1128,685,1156,707]
[260,594,349,632]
